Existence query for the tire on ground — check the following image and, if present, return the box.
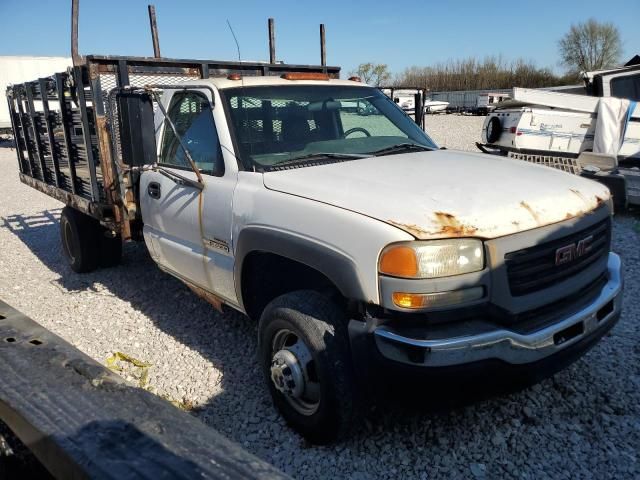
[486,116,502,143]
[60,206,101,273]
[258,290,359,444]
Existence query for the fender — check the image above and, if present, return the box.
[234,226,369,309]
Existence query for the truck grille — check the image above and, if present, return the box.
[505,218,611,296]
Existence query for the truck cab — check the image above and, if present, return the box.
[137,75,622,442]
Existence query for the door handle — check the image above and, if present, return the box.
[148,182,161,199]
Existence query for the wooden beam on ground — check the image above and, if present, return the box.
[0,299,289,480]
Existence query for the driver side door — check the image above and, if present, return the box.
[141,89,225,290]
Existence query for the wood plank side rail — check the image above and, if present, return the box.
[0,299,289,480]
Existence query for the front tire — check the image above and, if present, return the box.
[258,290,358,444]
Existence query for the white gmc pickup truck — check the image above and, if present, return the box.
[8,57,623,443]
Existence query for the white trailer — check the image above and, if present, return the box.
[478,62,640,208]
[0,56,72,132]
[476,91,511,114]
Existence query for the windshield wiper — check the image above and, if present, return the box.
[369,143,433,156]
[263,152,369,171]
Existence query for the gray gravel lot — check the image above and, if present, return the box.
[0,115,639,479]
[426,114,485,151]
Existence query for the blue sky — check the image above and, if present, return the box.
[1,0,639,76]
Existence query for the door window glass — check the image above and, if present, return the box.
[159,91,224,175]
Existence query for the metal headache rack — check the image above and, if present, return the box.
[6,2,339,239]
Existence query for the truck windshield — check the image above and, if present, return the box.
[220,85,437,170]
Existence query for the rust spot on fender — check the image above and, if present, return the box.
[386,220,430,238]
[520,201,541,225]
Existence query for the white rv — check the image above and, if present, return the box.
[478,61,640,207]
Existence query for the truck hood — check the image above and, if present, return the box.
[262,150,611,240]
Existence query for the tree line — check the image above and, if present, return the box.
[351,18,623,91]
[395,57,578,91]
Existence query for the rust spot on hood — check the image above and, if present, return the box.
[434,211,455,222]
[569,188,588,204]
[520,201,541,225]
[433,211,478,236]
[387,212,478,238]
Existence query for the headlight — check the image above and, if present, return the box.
[379,239,484,279]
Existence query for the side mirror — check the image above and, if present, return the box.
[117,90,157,167]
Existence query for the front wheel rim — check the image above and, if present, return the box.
[270,328,320,416]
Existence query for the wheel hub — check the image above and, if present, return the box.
[270,349,305,398]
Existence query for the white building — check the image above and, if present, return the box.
[1,56,72,130]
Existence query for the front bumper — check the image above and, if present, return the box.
[351,253,623,371]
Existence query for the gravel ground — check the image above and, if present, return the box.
[425,114,485,151]
[0,115,639,479]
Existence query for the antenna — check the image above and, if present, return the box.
[226,20,241,62]
[147,4,161,58]
[226,20,254,171]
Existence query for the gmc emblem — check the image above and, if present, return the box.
[555,235,593,266]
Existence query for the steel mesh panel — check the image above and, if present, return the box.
[100,72,196,166]
[228,96,318,145]
[508,151,582,174]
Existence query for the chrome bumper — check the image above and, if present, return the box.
[374,253,623,367]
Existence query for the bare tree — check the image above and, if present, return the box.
[395,57,572,91]
[559,19,622,73]
[351,63,391,86]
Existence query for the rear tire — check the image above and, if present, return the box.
[258,290,358,444]
[486,116,502,143]
[60,207,100,273]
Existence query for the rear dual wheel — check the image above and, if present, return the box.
[60,206,122,273]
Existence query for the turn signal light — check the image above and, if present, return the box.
[227,73,242,80]
[392,292,425,309]
[392,287,484,310]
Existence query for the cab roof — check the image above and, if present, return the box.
[181,75,367,90]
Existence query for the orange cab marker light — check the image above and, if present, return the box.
[227,73,242,80]
[281,72,330,81]
[348,76,361,82]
